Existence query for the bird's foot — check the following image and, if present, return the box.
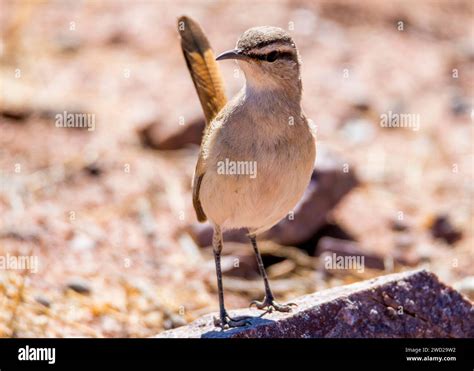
[213,311,252,330]
[250,295,297,314]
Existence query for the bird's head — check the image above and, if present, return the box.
[216,26,301,93]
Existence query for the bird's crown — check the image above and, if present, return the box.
[237,26,295,51]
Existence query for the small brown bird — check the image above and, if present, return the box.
[178,16,316,329]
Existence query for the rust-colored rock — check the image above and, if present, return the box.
[157,270,473,338]
[429,214,463,245]
[138,117,205,150]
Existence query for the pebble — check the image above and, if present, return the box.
[66,280,91,295]
[69,233,96,251]
[35,295,51,308]
[430,215,462,245]
[390,219,410,232]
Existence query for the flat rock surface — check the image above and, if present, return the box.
[157,270,473,338]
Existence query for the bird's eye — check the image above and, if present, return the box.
[266,51,279,62]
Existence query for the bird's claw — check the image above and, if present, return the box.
[250,296,297,314]
[213,312,252,330]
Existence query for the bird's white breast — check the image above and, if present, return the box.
[199,89,316,235]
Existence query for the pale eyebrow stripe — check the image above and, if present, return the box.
[250,43,295,55]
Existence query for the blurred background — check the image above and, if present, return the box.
[0,0,472,337]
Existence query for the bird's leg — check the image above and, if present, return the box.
[212,226,252,329]
[249,234,297,314]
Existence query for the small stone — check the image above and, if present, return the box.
[35,296,51,308]
[429,215,462,245]
[390,219,410,232]
[55,33,82,53]
[69,233,96,251]
[66,280,91,295]
[138,117,205,150]
[83,163,102,177]
[369,308,379,321]
[450,95,470,116]
[386,307,398,318]
[341,302,359,325]
[1,107,32,121]
[404,299,416,313]
[352,101,371,113]
[106,31,129,45]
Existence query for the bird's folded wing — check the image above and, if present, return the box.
[177,15,228,222]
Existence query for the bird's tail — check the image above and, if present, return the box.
[177,16,227,125]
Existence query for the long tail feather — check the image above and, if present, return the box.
[177,16,227,125]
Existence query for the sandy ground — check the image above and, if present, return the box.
[0,0,472,337]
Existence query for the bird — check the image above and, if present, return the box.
[178,16,316,329]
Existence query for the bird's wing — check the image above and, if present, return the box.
[177,15,228,222]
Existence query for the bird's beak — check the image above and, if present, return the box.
[216,49,248,61]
